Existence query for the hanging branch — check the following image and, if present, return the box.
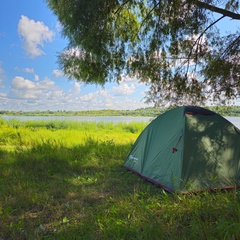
[114,0,131,14]
[196,1,240,20]
[220,36,240,58]
[185,15,226,73]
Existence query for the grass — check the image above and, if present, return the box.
[0,119,240,239]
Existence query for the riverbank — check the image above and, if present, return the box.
[1,106,240,117]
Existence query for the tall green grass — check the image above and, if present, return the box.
[0,119,239,239]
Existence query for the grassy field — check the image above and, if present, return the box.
[0,119,240,239]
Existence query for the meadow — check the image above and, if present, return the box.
[0,118,240,239]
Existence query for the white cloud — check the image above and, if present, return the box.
[112,83,135,96]
[0,79,3,89]
[73,86,149,110]
[76,89,114,109]
[10,77,37,99]
[34,74,40,81]
[18,15,55,58]
[10,76,57,99]
[0,66,4,88]
[23,68,34,73]
[53,69,64,78]
[118,74,145,85]
[79,92,96,102]
[2,74,151,111]
[55,21,63,32]
[23,67,39,81]
[67,82,81,98]
[12,76,35,90]
[74,82,81,92]
[0,81,3,90]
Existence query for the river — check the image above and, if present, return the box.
[2,115,151,123]
[2,115,240,129]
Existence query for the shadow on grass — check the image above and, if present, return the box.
[0,138,164,239]
[1,139,240,239]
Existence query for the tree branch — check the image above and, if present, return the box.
[220,35,240,58]
[184,15,225,73]
[196,1,240,20]
[190,15,225,56]
[137,1,161,33]
[114,0,131,14]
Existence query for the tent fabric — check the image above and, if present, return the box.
[123,106,240,193]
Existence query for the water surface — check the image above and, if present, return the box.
[2,115,151,123]
[2,115,240,128]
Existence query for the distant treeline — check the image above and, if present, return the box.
[0,108,164,117]
[1,106,240,117]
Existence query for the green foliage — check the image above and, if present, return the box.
[0,107,164,117]
[2,105,240,117]
[46,0,240,106]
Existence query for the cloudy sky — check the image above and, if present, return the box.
[0,0,152,111]
[1,1,239,111]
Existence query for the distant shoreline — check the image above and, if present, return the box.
[1,106,240,117]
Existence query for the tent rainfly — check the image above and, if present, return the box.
[123,106,240,193]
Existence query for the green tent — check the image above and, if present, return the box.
[124,106,240,193]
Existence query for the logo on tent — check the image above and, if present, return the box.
[129,155,138,162]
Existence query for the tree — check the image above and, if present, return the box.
[46,0,240,106]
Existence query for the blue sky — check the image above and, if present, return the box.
[0,1,239,111]
[0,0,151,111]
